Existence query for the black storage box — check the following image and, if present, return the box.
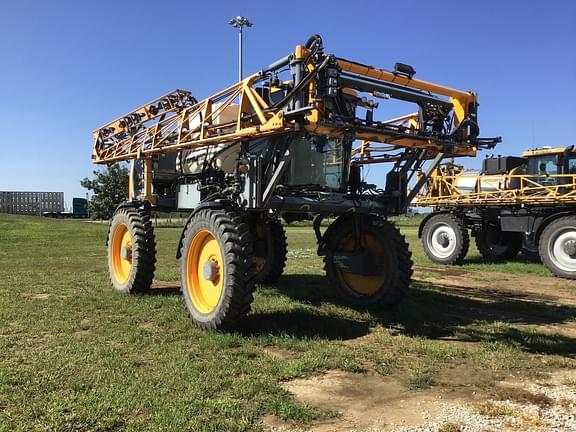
[482,156,527,175]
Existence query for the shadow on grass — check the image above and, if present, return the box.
[397,281,576,356]
[237,310,370,340]
[272,275,343,307]
[269,274,576,356]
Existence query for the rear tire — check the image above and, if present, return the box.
[475,225,521,260]
[539,216,576,279]
[421,213,469,265]
[323,215,412,308]
[180,209,255,330]
[107,206,156,293]
[252,219,287,284]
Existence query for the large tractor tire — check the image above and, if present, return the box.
[421,213,469,265]
[539,216,576,279]
[475,225,521,261]
[253,219,288,284]
[323,215,412,308]
[180,209,256,329]
[107,206,156,293]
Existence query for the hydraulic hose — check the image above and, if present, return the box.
[449,117,479,142]
[304,34,323,49]
[265,55,332,112]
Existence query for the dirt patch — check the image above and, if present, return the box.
[491,383,553,407]
[151,280,180,290]
[20,292,52,300]
[270,369,576,432]
[276,371,453,432]
[73,329,92,338]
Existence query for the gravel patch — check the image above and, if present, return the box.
[393,374,576,432]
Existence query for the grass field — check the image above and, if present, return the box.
[0,214,574,431]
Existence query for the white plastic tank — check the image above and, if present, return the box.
[177,143,240,175]
[479,175,506,192]
[177,103,241,175]
[455,175,478,194]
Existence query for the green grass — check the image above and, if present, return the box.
[0,214,575,431]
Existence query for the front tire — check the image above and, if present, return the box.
[180,209,255,329]
[323,215,412,308]
[107,206,156,293]
[475,225,521,261]
[539,216,576,279]
[421,213,469,265]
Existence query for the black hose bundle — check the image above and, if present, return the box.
[304,34,322,49]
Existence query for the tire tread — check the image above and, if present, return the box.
[180,208,255,330]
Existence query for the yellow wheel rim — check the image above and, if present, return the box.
[111,223,132,284]
[186,229,224,313]
[335,233,387,295]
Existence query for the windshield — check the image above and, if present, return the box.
[527,153,576,175]
[527,155,557,175]
[284,135,352,191]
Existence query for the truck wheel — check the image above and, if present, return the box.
[475,225,521,260]
[421,213,469,265]
[539,216,576,279]
[323,215,412,308]
[180,209,255,329]
[107,206,156,293]
[253,219,287,284]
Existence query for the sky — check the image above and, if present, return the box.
[0,0,575,209]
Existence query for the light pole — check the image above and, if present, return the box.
[228,16,253,82]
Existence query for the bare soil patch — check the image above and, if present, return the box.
[151,280,180,290]
[269,371,456,431]
[20,292,52,300]
[268,369,576,432]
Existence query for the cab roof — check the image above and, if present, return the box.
[521,147,574,157]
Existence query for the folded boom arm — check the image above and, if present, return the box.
[93,38,495,165]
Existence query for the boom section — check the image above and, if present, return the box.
[93,38,487,164]
[417,161,576,208]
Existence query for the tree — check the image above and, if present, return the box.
[81,164,129,219]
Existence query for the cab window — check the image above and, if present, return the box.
[568,155,576,174]
[527,155,557,175]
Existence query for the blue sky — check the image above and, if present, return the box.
[1,0,574,209]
